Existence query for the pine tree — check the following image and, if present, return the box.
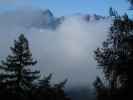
[95,14,131,88]
[93,77,109,100]
[109,7,118,17]
[38,74,52,89]
[54,79,68,89]
[93,77,104,89]
[128,0,133,6]
[0,34,40,98]
[94,11,132,100]
[33,75,70,100]
[53,79,70,100]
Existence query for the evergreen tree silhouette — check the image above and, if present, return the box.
[0,34,40,99]
[109,7,118,17]
[128,0,133,9]
[38,73,52,89]
[0,34,71,100]
[94,10,131,100]
[32,74,70,100]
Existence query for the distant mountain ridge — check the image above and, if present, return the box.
[39,9,107,29]
[0,9,107,30]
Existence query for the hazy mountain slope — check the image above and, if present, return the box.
[0,9,107,30]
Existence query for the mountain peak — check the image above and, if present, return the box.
[43,9,54,17]
[84,14,105,22]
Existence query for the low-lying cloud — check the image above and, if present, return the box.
[0,10,111,87]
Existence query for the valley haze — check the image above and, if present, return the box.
[0,9,111,88]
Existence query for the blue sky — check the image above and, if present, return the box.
[0,0,130,16]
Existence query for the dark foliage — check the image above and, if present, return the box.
[0,34,70,100]
[128,0,133,9]
[94,11,131,100]
[128,0,133,4]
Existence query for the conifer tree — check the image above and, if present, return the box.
[94,9,132,100]
[38,74,52,89]
[94,14,131,89]
[128,0,133,6]
[0,34,40,98]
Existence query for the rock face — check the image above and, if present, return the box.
[26,9,57,29]
[37,9,56,29]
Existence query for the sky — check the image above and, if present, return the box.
[0,0,130,16]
